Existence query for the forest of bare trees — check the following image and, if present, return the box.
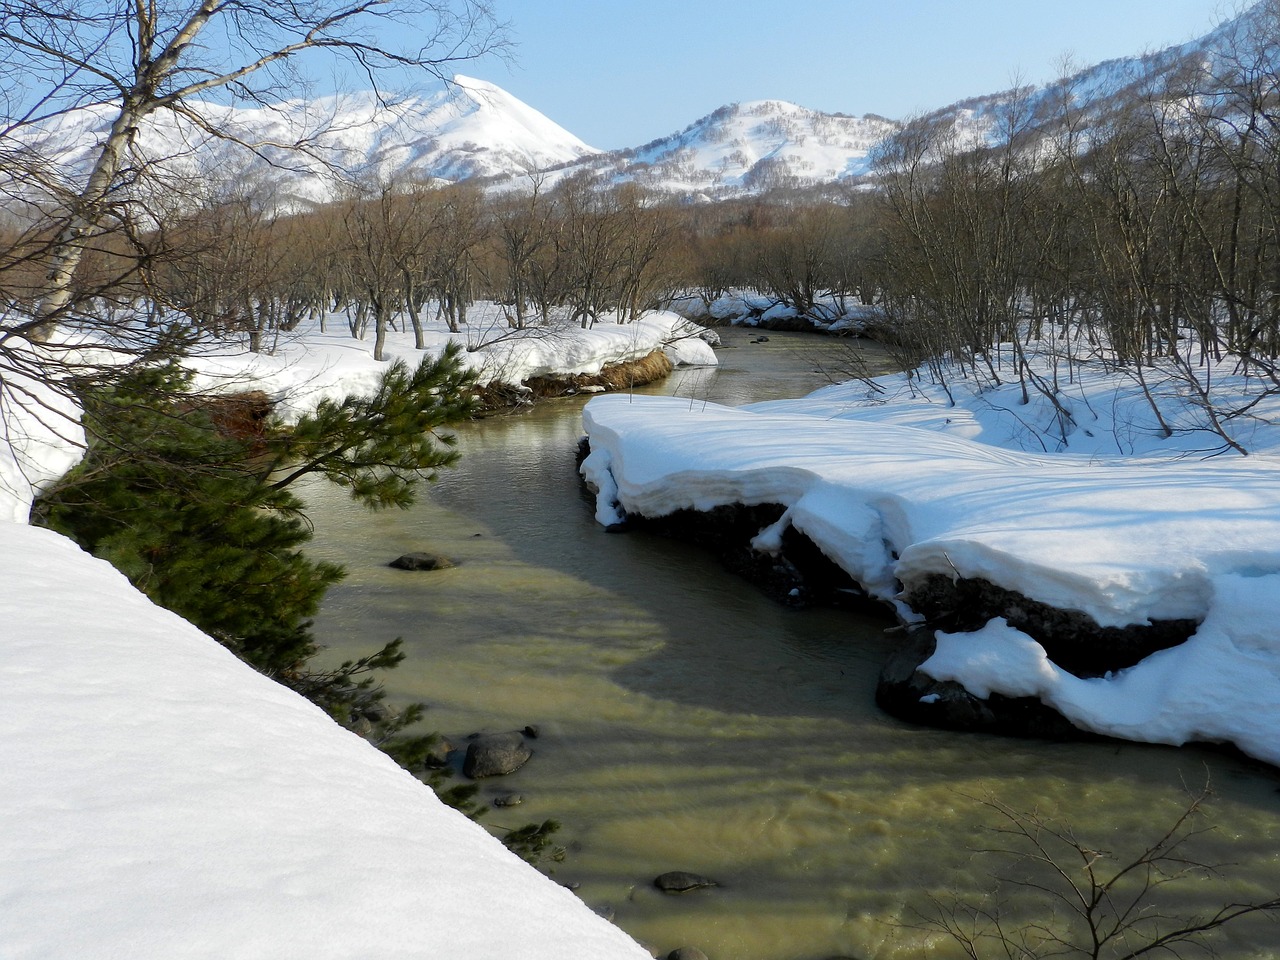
[6,1,1280,437]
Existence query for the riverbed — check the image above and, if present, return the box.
[305,327,1280,960]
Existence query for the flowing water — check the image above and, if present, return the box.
[305,328,1280,960]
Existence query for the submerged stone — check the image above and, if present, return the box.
[462,732,532,778]
[653,871,718,894]
[388,552,456,571]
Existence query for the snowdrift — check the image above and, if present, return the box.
[580,385,1280,767]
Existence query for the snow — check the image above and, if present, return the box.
[0,366,83,523]
[580,344,1280,767]
[922,576,1280,762]
[0,311,707,960]
[11,76,599,207]
[186,308,714,419]
[679,291,885,333]
[0,523,649,960]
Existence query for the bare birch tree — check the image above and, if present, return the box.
[0,0,506,340]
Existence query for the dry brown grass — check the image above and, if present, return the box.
[511,349,674,404]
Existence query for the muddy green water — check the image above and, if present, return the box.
[305,328,1280,960]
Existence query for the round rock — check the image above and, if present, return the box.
[462,731,532,778]
[667,949,709,960]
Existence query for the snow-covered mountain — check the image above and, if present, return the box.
[891,3,1273,155]
[18,75,600,206]
[548,100,900,199]
[13,3,1273,203]
[542,99,901,199]
[558,3,1270,197]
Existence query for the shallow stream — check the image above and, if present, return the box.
[306,327,1280,960]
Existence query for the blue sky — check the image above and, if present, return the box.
[461,0,1229,149]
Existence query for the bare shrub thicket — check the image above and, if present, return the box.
[11,2,1280,461]
[862,8,1280,451]
[921,784,1280,959]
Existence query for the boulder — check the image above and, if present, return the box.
[875,626,1099,741]
[462,731,532,778]
[667,949,709,960]
[388,552,456,571]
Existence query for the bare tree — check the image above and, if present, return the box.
[335,179,413,362]
[486,173,549,329]
[0,0,507,340]
[425,181,485,334]
[151,176,324,353]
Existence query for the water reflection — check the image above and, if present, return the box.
[306,328,1280,960]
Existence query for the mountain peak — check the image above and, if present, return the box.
[441,74,598,158]
[14,75,600,206]
[563,96,899,198]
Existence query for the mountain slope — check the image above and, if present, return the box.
[553,99,900,199]
[898,3,1271,152]
[16,75,599,206]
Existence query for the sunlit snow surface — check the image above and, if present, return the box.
[581,351,1280,766]
[0,314,707,960]
[0,523,650,960]
[187,309,715,420]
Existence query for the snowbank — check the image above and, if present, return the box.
[0,368,83,523]
[0,313,707,960]
[189,308,716,419]
[0,522,649,960]
[579,351,1280,767]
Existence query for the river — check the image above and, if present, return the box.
[304,327,1280,960]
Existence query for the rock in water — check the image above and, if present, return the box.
[653,871,718,894]
[462,732,532,778]
[388,552,456,571]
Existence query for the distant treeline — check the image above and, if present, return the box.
[6,5,1280,392]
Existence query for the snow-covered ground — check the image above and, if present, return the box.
[0,311,712,960]
[0,522,650,960]
[188,308,716,418]
[580,343,1280,767]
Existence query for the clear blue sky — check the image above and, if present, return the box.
[456,0,1231,150]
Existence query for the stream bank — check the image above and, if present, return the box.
[308,327,1280,960]
[475,349,676,409]
[586,497,1162,745]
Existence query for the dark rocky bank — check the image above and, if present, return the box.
[578,455,1197,744]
